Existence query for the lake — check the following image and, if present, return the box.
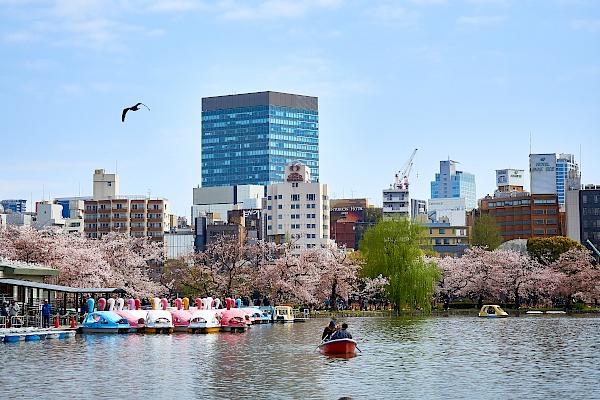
[3,314,600,399]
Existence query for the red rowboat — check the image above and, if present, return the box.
[318,338,357,355]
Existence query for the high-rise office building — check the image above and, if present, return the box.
[201,91,319,187]
[530,153,579,206]
[0,199,27,213]
[430,159,476,210]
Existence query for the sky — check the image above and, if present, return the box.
[1,0,599,217]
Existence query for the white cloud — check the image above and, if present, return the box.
[456,15,507,25]
[366,4,419,26]
[147,0,204,12]
[406,0,446,4]
[3,31,40,43]
[218,0,341,21]
[23,59,59,70]
[570,19,600,33]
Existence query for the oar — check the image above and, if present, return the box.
[315,338,325,351]
[355,345,362,353]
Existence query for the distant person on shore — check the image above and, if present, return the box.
[1,302,8,327]
[330,323,352,340]
[42,300,52,328]
[322,320,337,341]
[8,300,19,317]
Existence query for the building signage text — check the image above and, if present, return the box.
[331,207,364,212]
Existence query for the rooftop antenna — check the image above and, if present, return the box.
[529,132,532,155]
[148,189,152,199]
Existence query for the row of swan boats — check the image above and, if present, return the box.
[81,297,300,334]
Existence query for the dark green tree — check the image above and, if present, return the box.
[358,217,439,312]
[471,214,503,250]
[527,236,584,265]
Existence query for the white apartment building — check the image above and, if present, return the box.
[263,161,333,252]
[383,187,410,220]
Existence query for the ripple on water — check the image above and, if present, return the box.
[2,315,600,399]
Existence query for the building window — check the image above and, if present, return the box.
[278,224,282,229]
[278,214,282,219]
[267,206,272,210]
[268,225,272,230]
[307,194,316,201]
[534,219,544,224]
[546,219,557,224]
[534,229,545,234]
[533,209,544,214]
[278,205,283,209]
[439,229,446,234]
[291,194,300,201]
[547,228,557,234]
[267,216,272,220]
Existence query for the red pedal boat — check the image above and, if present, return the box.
[318,338,357,355]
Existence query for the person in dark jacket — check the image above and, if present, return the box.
[42,300,52,328]
[322,320,337,341]
[330,323,352,340]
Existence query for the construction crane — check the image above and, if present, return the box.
[393,148,418,190]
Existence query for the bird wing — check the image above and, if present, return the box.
[139,103,150,111]
[122,108,129,122]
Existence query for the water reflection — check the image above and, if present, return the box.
[3,315,600,399]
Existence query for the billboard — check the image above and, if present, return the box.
[496,169,525,187]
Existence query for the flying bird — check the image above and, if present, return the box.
[122,102,150,122]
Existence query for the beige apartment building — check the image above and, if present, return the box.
[83,169,170,242]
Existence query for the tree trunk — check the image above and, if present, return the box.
[329,281,338,311]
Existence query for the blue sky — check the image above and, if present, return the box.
[1,0,598,217]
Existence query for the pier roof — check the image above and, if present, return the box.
[0,278,125,294]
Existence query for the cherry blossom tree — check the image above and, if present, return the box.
[549,248,599,306]
[255,247,321,305]
[254,244,363,308]
[0,226,165,298]
[180,236,278,299]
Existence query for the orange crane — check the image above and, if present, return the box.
[394,148,418,190]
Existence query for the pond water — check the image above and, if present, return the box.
[3,314,600,399]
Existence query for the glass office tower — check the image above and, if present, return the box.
[201,91,319,187]
[430,160,477,210]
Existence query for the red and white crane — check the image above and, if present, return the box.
[394,148,418,190]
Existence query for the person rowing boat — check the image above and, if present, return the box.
[322,320,337,341]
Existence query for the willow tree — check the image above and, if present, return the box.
[471,214,503,250]
[358,217,440,312]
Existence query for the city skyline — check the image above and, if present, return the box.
[1,1,598,216]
